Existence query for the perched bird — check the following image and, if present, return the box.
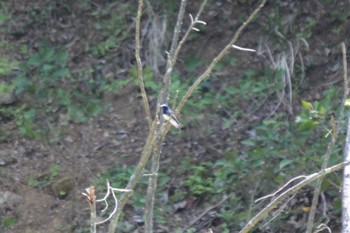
[160,104,181,129]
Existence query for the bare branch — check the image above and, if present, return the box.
[161,0,188,103]
[135,0,152,128]
[342,42,350,233]
[232,44,256,52]
[240,161,350,233]
[255,175,307,203]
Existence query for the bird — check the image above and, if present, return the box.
[160,104,181,129]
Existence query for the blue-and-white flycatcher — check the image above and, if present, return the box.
[160,104,181,129]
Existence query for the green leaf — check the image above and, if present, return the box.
[27,54,41,66]
[0,57,17,75]
[15,76,31,94]
[41,46,55,62]
[241,140,255,146]
[0,12,10,25]
[19,123,36,139]
[42,64,54,72]
[52,68,70,79]
[298,120,319,131]
[279,159,293,170]
[55,51,69,64]
[345,98,350,107]
[3,217,16,228]
[301,100,313,110]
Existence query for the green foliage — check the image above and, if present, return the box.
[296,87,337,131]
[16,40,69,94]
[0,57,17,75]
[28,163,59,189]
[0,40,118,139]
[1,216,16,229]
[184,56,203,72]
[0,2,11,27]
[296,17,317,39]
[89,3,131,57]
[0,2,136,141]
[130,66,160,94]
[175,83,342,229]
[183,161,216,195]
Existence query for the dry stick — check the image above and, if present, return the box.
[342,42,350,233]
[82,187,97,233]
[176,0,267,114]
[239,161,350,233]
[135,0,152,128]
[306,43,349,233]
[145,118,173,232]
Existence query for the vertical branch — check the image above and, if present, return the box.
[306,42,348,233]
[82,187,97,233]
[145,1,207,232]
[144,134,165,233]
[161,0,188,103]
[90,190,97,233]
[135,0,152,128]
[342,42,350,233]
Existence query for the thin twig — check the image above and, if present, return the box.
[255,175,307,203]
[262,194,297,228]
[232,44,256,52]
